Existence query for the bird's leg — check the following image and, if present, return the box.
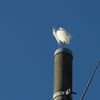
[63,41,66,48]
[58,43,60,48]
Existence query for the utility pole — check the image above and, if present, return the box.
[53,48,73,100]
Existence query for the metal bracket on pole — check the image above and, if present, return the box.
[53,89,71,99]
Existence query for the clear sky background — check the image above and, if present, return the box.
[0,0,100,100]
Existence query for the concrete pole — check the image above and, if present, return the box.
[53,48,73,100]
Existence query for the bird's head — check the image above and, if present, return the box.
[52,27,57,32]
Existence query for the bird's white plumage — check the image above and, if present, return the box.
[52,29,60,44]
[52,27,71,46]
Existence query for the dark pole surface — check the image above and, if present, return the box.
[53,48,73,100]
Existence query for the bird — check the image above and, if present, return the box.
[52,27,71,47]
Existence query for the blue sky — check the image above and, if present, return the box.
[0,0,100,100]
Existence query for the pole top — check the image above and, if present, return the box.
[54,48,73,56]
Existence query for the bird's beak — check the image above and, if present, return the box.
[52,27,56,30]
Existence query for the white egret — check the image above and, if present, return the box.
[52,27,71,46]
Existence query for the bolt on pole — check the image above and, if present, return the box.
[53,48,73,100]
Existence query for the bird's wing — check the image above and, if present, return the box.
[56,30,66,43]
[64,33,71,44]
[56,30,71,45]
